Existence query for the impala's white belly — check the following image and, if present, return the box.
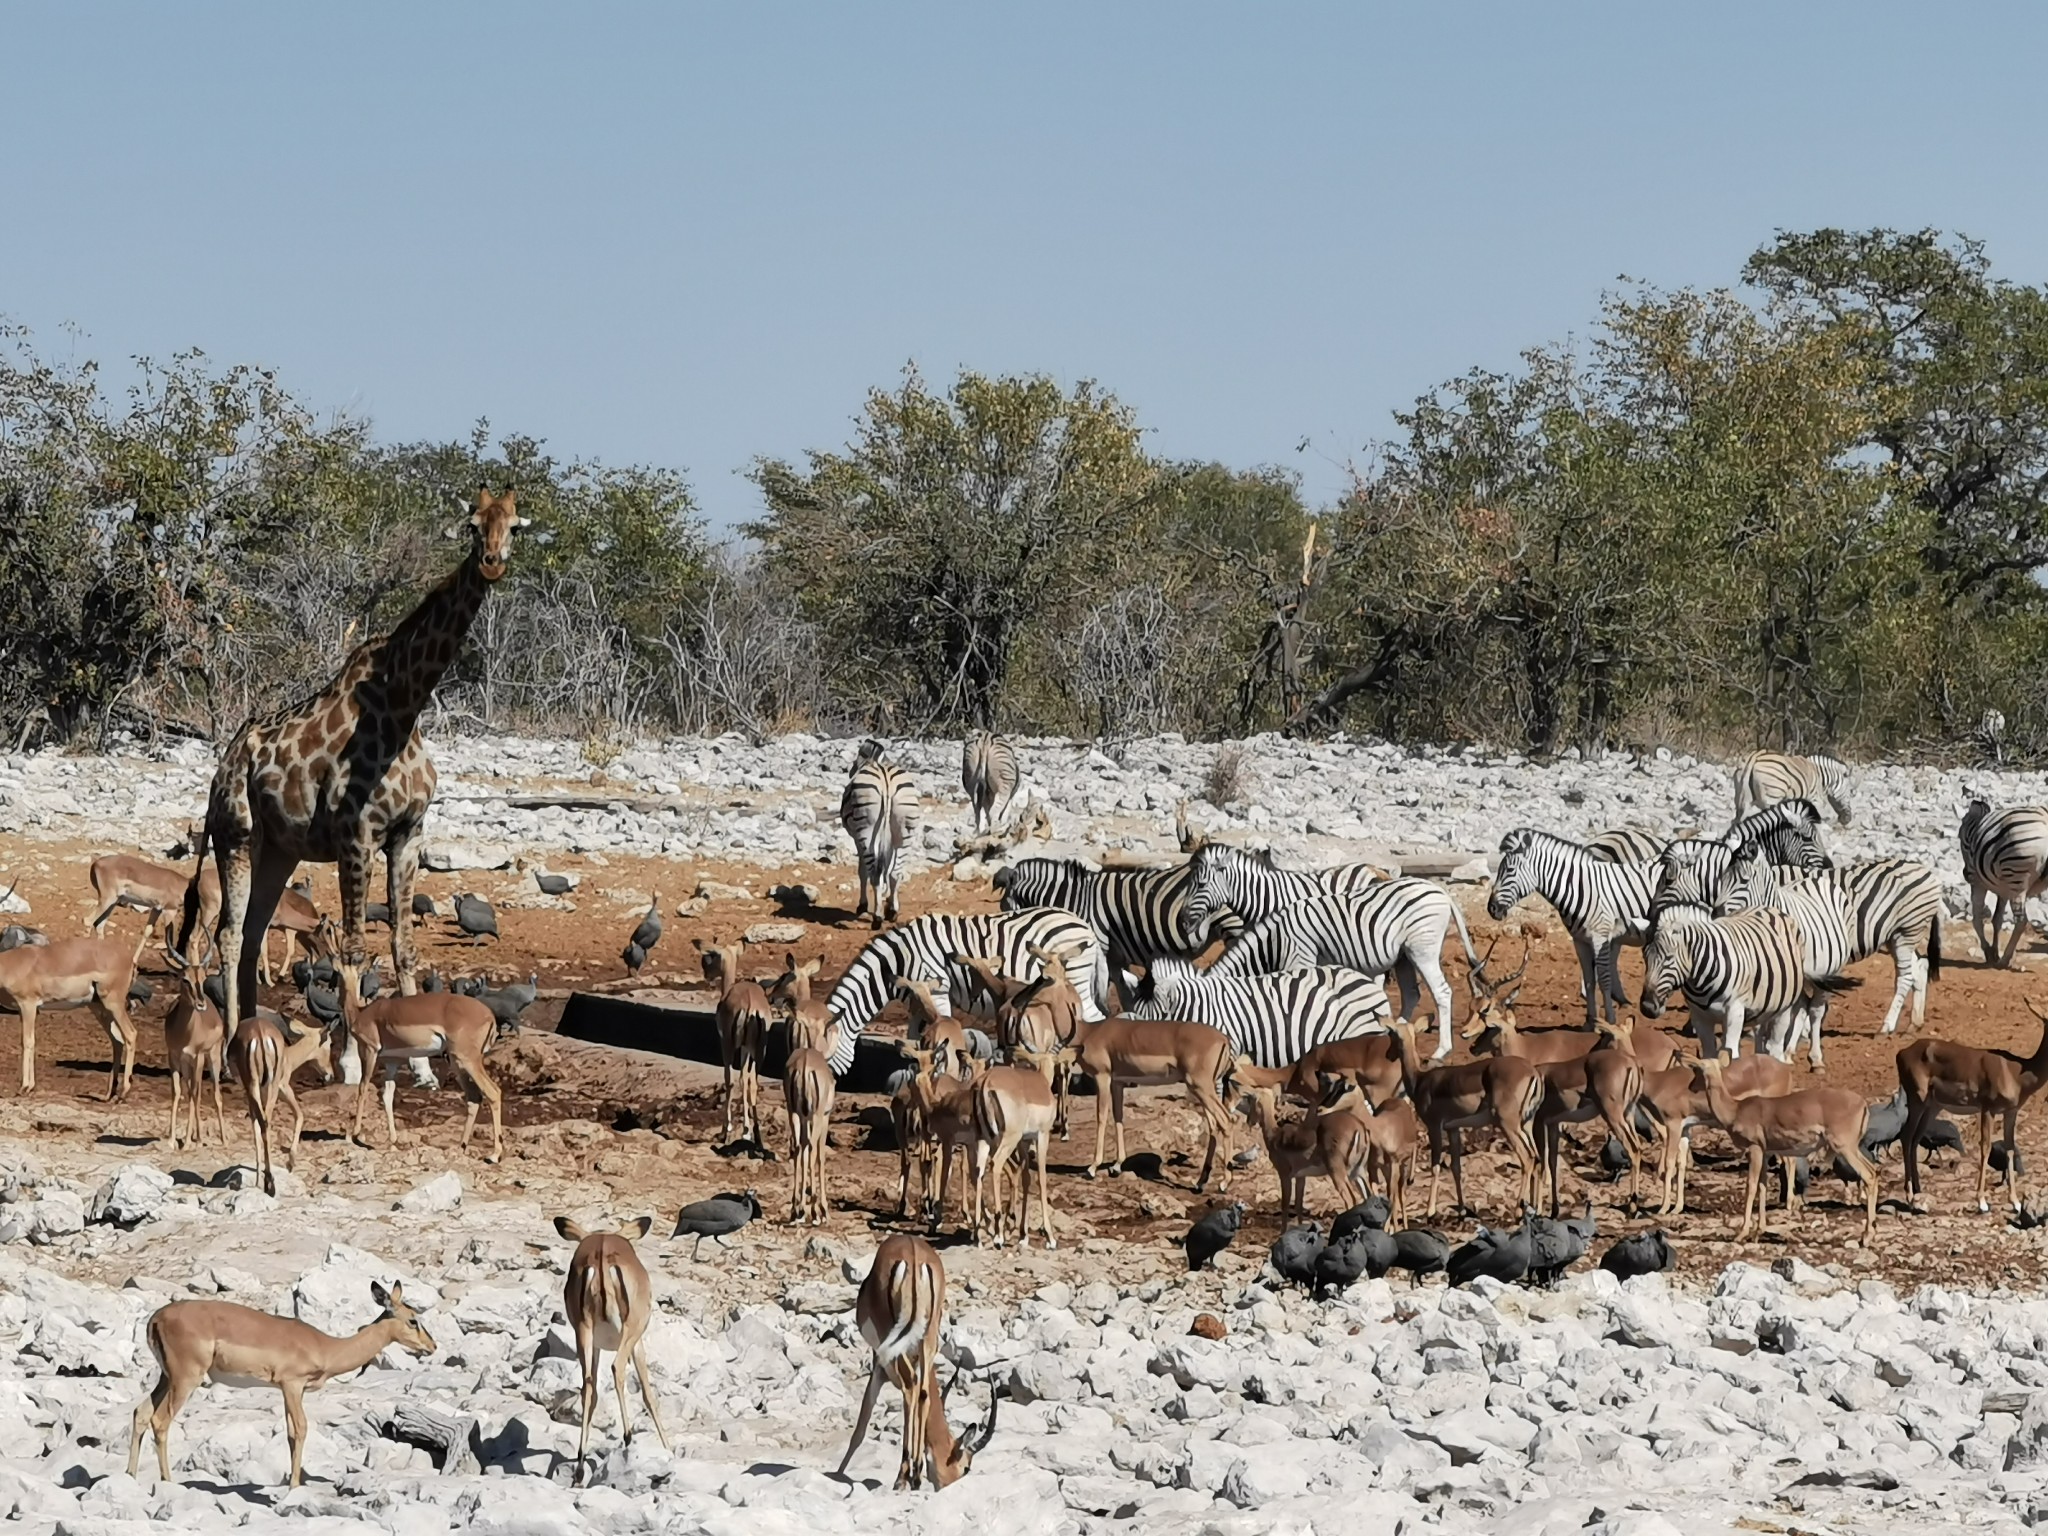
[207,1370,271,1391]
[377,1036,447,1061]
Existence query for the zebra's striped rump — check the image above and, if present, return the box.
[824,909,1106,1075]
[1122,956,1390,1069]
[1181,842,1388,948]
[995,856,1228,975]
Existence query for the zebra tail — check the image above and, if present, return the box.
[1448,893,1481,971]
[1926,916,1942,983]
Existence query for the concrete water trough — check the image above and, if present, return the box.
[554,989,912,1095]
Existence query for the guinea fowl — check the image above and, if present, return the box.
[673,1190,761,1259]
[478,974,539,1032]
[452,976,484,997]
[1269,1223,1325,1290]
[0,925,45,951]
[1390,1228,1450,1278]
[1330,1193,1393,1243]
[1599,1228,1676,1280]
[1527,1200,1594,1286]
[1183,1202,1246,1271]
[364,902,392,927]
[622,893,663,974]
[1314,1227,1395,1295]
[1448,1218,1532,1288]
[453,893,498,942]
[534,871,573,896]
[127,976,153,1006]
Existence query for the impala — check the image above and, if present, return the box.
[1065,1013,1237,1190]
[554,1215,668,1482]
[338,961,503,1161]
[1636,1050,1792,1216]
[1235,1075,1357,1217]
[697,940,769,1145]
[1693,1056,1877,1242]
[128,1280,435,1488]
[837,1234,998,1489]
[1389,1015,1543,1216]
[88,852,219,944]
[970,1045,1066,1248]
[230,1013,336,1196]
[0,929,146,1097]
[159,937,228,1149]
[1897,1002,2048,1212]
[783,1042,835,1225]
[772,952,835,1056]
[257,887,324,986]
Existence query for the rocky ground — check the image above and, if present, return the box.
[5,730,2048,1534]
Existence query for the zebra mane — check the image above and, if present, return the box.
[1644,893,1713,941]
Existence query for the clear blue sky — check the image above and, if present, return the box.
[6,4,2046,528]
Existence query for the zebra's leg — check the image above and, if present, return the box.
[1686,1003,1718,1060]
[1390,956,1422,1021]
[1880,938,1916,1034]
[1571,934,1599,1025]
[1999,897,2031,968]
[1971,884,1996,964]
[1804,995,1827,1069]
[1723,999,1749,1060]
[1406,946,1457,1060]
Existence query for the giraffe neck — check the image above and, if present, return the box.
[367,543,491,725]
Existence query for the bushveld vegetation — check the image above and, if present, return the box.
[6,227,2048,760]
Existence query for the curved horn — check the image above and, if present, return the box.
[1491,935,1531,994]
[1467,935,1500,999]
[965,1377,1001,1454]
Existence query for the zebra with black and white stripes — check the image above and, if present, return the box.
[1959,799,2048,967]
[993,857,1238,980]
[1204,881,1483,1058]
[1585,826,1666,864]
[961,732,1021,835]
[1120,957,1391,1069]
[1655,801,1831,909]
[1715,845,1855,1066]
[1733,751,1855,825]
[1179,842,1389,949]
[1487,828,1659,1025]
[1637,896,1814,1060]
[1725,846,1943,1037]
[823,909,1107,1076]
[841,740,920,927]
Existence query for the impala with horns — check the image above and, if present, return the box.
[129,1280,434,1488]
[0,927,146,1097]
[554,1215,669,1483]
[837,1235,999,1489]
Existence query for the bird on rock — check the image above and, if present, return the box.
[1182,1202,1246,1272]
[535,871,573,896]
[478,973,539,1032]
[1448,1221,1531,1288]
[1599,1228,1676,1280]
[1269,1223,1324,1290]
[1526,1207,1590,1288]
[454,893,498,942]
[1390,1228,1450,1278]
[1329,1194,1392,1243]
[673,1191,762,1259]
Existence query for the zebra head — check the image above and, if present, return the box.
[991,857,1071,913]
[1486,829,1538,921]
[1655,840,1722,910]
[1180,843,1242,947]
[1637,898,1709,1018]
[1815,756,1854,825]
[1718,842,1776,915]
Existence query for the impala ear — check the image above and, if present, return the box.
[554,1216,587,1242]
[370,1280,394,1309]
[625,1216,653,1240]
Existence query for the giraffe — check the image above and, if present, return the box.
[183,488,528,1065]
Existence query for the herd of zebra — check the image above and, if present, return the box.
[811,738,2048,1242]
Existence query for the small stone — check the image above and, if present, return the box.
[743,922,808,946]
[394,1172,463,1213]
[89,1164,172,1227]
[1191,1314,1227,1341]
[694,880,750,903]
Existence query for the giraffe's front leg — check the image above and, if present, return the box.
[384,825,423,997]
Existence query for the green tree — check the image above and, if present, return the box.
[749,367,1157,728]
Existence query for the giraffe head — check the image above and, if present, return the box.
[457,486,528,582]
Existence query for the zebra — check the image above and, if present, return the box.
[1204,881,1483,1059]
[992,857,1240,980]
[1732,751,1854,825]
[961,731,1021,835]
[1585,826,1667,864]
[1179,842,1389,949]
[1959,799,2048,967]
[1637,896,1814,1060]
[841,740,919,927]
[823,909,1107,1076]
[1121,957,1391,1069]
[1725,847,1943,1037]
[1487,828,1659,1025]
[1654,803,1830,910]
[1714,845,1856,1066]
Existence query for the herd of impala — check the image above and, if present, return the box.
[10,745,2048,1495]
